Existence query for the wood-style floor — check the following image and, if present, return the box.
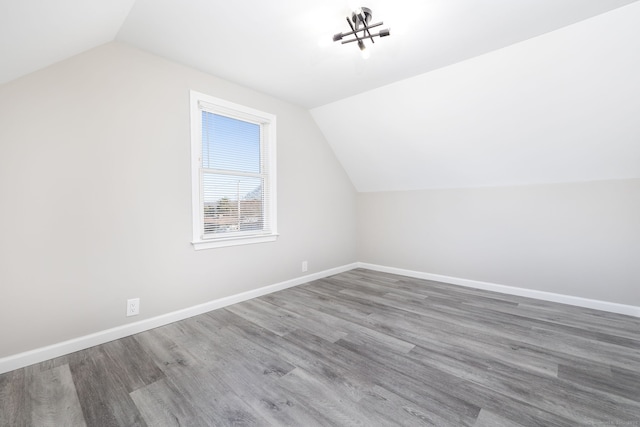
[1,269,639,426]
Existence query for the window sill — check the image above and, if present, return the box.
[192,233,279,250]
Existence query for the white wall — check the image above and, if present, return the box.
[358,179,640,306]
[0,42,357,359]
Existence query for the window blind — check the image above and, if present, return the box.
[200,111,272,238]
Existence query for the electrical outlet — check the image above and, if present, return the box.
[302,261,308,272]
[127,298,140,317]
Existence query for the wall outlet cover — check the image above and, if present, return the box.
[127,298,140,317]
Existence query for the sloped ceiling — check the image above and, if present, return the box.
[1,1,639,191]
[1,0,636,108]
[0,0,136,85]
[114,0,637,108]
[311,2,640,191]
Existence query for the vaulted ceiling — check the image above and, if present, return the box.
[312,2,640,190]
[2,0,639,191]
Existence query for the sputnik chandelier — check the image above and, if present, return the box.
[333,7,390,58]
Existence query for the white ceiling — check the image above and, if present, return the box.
[116,0,639,108]
[1,0,637,108]
[312,1,640,191]
[2,0,639,191]
[0,0,136,86]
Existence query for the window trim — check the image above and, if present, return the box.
[190,90,277,250]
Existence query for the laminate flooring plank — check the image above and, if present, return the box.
[214,308,475,426]
[286,283,374,320]
[0,368,29,427]
[184,313,297,379]
[365,289,639,372]
[316,278,531,332]
[558,363,640,402]
[397,278,526,304]
[308,282,560,366]
[100,335,166,393]
[407,343,640,425]
[129,378,200,426]
[339,287,435,315]
[160,364,267,426]
[363,309,559,378]
[364,300,636,426]
[519,299,640,324]
[225,298,299,337]
[284,277,563,378]
[322,275,392,298]
[338,286,533,345]
[473,409,526,427]
[325,322,573,427]
[157,316,242,370]
[339,323,416,354]
[209,309,373,403]
[276,366,384,426]
[260,291,416,355]
[282,328,482,426]
[452,302,640,350]
[255,298,347,342]
[213,311,431,426]
[393,274,537,304]
[137,323,273,427]
[166,312,298,427]
[230,297,347,343]
[68,346,147,427]
[248,274,636,424]
[315,279,538,337]
[395,271,638,331]
[339,336,575,427]
[262,287,380,335]
[131,365,269,427]
[338,272,523,312]
[366,306,637,391]
[612,366,640,401]
[364,300,634,379]
[312,277,395,304]
[527,325,640,369]
[206,349,332,426]
[341,269,401,285]
[28,364,86,427]
[462,301,640,342]
[32,353,72,373]
[362,383,466,426]
[174,311,333,425]
[329,273,432,301]
[132,326,198,374]
[197,312,297,379]
[298,283,411,325]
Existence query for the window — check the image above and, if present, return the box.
[190,91,277,249]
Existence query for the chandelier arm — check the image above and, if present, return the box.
[345,16,363,44]
[363,23,375,44]
[337,22,383,39]
[340,31,388,44]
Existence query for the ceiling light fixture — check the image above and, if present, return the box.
[333,7,390,58]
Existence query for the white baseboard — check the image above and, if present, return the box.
[358,262,640,318]
[0,263,358,375]
[3,261,638,374]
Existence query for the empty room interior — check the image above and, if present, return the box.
[1,0,639,426]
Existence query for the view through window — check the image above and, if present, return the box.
[190,91,277,249]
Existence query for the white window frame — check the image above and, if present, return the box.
[190,90,277,250]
